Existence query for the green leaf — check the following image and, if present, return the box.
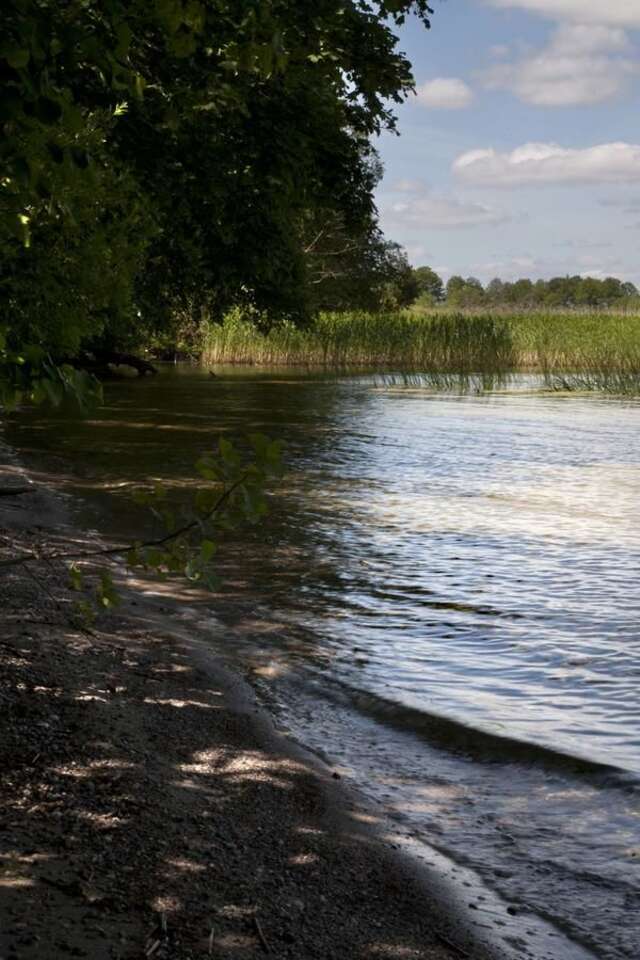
[200,539,216,562]
[96,570,120,609]
[115,21,132,57]
[41,378,64,406]
[185,559,202,581]
[248,432,269,456]
[196,455,220,480]
[22,344,45,364]
[68,563,83,591]
[144,547,166,569]
[218,436,239,465]
[4,47,30,69]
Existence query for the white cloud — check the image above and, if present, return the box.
[482,24,637,105]
[454,142,640,186]
[384,184,508,229]
[391,178,428,193]
[489,43,511,59]
[416,77,474,109]
[487,0,640,28]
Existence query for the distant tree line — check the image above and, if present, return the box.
[411,268,640,309]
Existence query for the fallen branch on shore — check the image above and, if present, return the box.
[63,350,158,379]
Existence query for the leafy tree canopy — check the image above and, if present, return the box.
[482,274,639,308]
[426,273,639,309]
[1,0,434,398]
[414,265,444,303]
[301,157,419,313]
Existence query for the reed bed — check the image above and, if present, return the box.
[508,313,640,393]
[200,308,640,393]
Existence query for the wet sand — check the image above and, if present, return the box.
[0,452,478,960]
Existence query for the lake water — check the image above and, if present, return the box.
[6,367,640,960]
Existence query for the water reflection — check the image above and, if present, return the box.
[7,369,640,771]
[6,365,640,960]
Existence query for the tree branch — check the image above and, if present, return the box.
[0,474,247,572]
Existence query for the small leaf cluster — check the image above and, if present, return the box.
[0,326,103,410]
[67,433,284,608]
[69,565,119,619]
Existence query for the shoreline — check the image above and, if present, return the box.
[0,443,476,960]
[0,441,604,960]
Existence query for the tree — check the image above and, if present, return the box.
[575,277,604,307]
[379,245,421,309]
[445,275,466,302]
[532,279,547,304]
[511,278,534,305]
[414,265,444,303]
[1,0,436,399]
[438,272,638,310]
[485,278,505,304]
[446,276,485,307]
[463,277,486,306]
[303,207,418,312]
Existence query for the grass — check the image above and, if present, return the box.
[509,312,640,393]
[200,308,640,394]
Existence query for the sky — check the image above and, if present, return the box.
[375,0,640,285]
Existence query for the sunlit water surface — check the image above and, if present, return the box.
[6,367,640,959]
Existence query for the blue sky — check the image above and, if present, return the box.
[375,0,640,285]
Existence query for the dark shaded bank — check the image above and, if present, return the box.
[0,454,472,960]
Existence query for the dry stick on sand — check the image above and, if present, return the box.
[254,916,271,954]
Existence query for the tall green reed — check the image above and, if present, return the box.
[200,308,640,394]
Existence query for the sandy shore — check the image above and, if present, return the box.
[0,448,489,960]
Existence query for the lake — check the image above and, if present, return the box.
[7,366,640,960]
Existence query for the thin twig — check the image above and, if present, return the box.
[253,916,270,954]
[0,474,247,571]
[23,561,60,608]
